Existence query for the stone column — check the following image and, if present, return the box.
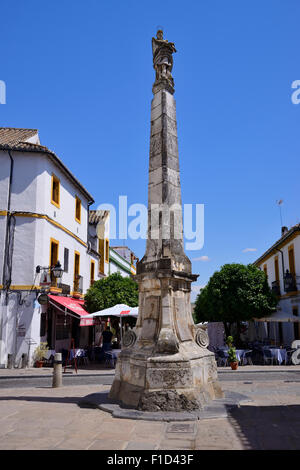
[109,30,223,411]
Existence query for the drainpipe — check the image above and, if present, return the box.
[0,150,14,366]
[87,201,93,252]
[275,248,285,291]
[2,150,14,288]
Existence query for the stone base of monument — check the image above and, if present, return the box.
[108,348,224,412]
[106,267,225,414]
[78,390,252,422]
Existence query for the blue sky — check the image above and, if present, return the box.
[1,1,300,299]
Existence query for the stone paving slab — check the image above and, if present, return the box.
[0,374,300,450]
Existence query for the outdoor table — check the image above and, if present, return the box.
[266,348,287,365]
[109,349,121,360]
[44,349,56,360]
[217,348,252,365]
[69,349,86,360]
[235,349,252,365]
[104,349,121,367]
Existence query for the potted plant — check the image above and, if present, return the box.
[226,336,238,370]
[228,346,239,370]
[225,335,234,347]
[33,342,49,368]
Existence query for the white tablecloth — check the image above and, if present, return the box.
[109,349,121,360]
[235,349,252,364]
[69,349,86,360]
[44,350,56,360]
[218,348,251,364]
[267,348,287,364]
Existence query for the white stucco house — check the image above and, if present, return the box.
[88,209,110,279]
[0,128,111,367]
[254,225,300,345]
[109,246,137,277]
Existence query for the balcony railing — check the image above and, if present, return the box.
[284,271,297,293]
[271,280,281,296]
[50,278,61,291]
[61,283,70,295]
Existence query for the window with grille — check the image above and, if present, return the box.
[75,196,81,223]
[105,239,109,263]
[64,248,69,273]
[90,260,95,286]
[51,174,60,207]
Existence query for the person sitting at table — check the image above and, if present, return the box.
[101,326,113,352]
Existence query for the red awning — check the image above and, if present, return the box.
[48,295,94,326]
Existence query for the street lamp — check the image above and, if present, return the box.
[52,261,63,279]
[36,261,64,304]
[36,261,63,279]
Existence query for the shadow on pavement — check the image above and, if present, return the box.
[226,404,300,450]
[0,396,81,404]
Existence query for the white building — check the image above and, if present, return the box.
[0,128,109,367]
[88,210,110,279]
[109,246,137,277]
[254,225,300,345]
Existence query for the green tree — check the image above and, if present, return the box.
[193,263,277,345]
[84,272,139,313]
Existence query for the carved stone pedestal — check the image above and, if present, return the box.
[109,269,223,411]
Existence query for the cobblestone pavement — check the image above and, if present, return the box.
[0,366,299,450]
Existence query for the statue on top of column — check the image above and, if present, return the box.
[152,30,177,90]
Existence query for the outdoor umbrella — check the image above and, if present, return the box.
[84,304,138,319]
[254,310,300,345]
[84,304,138,344]
[254,310,300,322]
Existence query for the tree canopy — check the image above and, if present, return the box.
[84,272,139,313]
[193,263,277,330]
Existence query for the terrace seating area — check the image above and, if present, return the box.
[214,340,300,366]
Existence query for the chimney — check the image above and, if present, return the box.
[281,226,288,237]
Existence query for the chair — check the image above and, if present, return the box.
[44,354,55,367]
[285,349,296,365]
[216,349,228,367]
[104,351,116,368]
[61,349,68,366]
[263,349,274,365]
[243,350,253,365]
[77,349,89,366]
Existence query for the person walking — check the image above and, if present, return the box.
[101,326,113,352]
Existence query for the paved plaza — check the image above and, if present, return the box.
[0,366,299,450]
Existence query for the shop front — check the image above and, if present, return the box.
[40,294,94,353]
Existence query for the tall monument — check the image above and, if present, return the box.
[109,30,223,411]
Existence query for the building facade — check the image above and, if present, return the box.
[0,128,107,367]
[88,210,110,280]
[109,246,137,277]
[254,225,300,345]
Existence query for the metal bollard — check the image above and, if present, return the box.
[7,354,14,369]
[52,353,63,388]
[21,353,28,369]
